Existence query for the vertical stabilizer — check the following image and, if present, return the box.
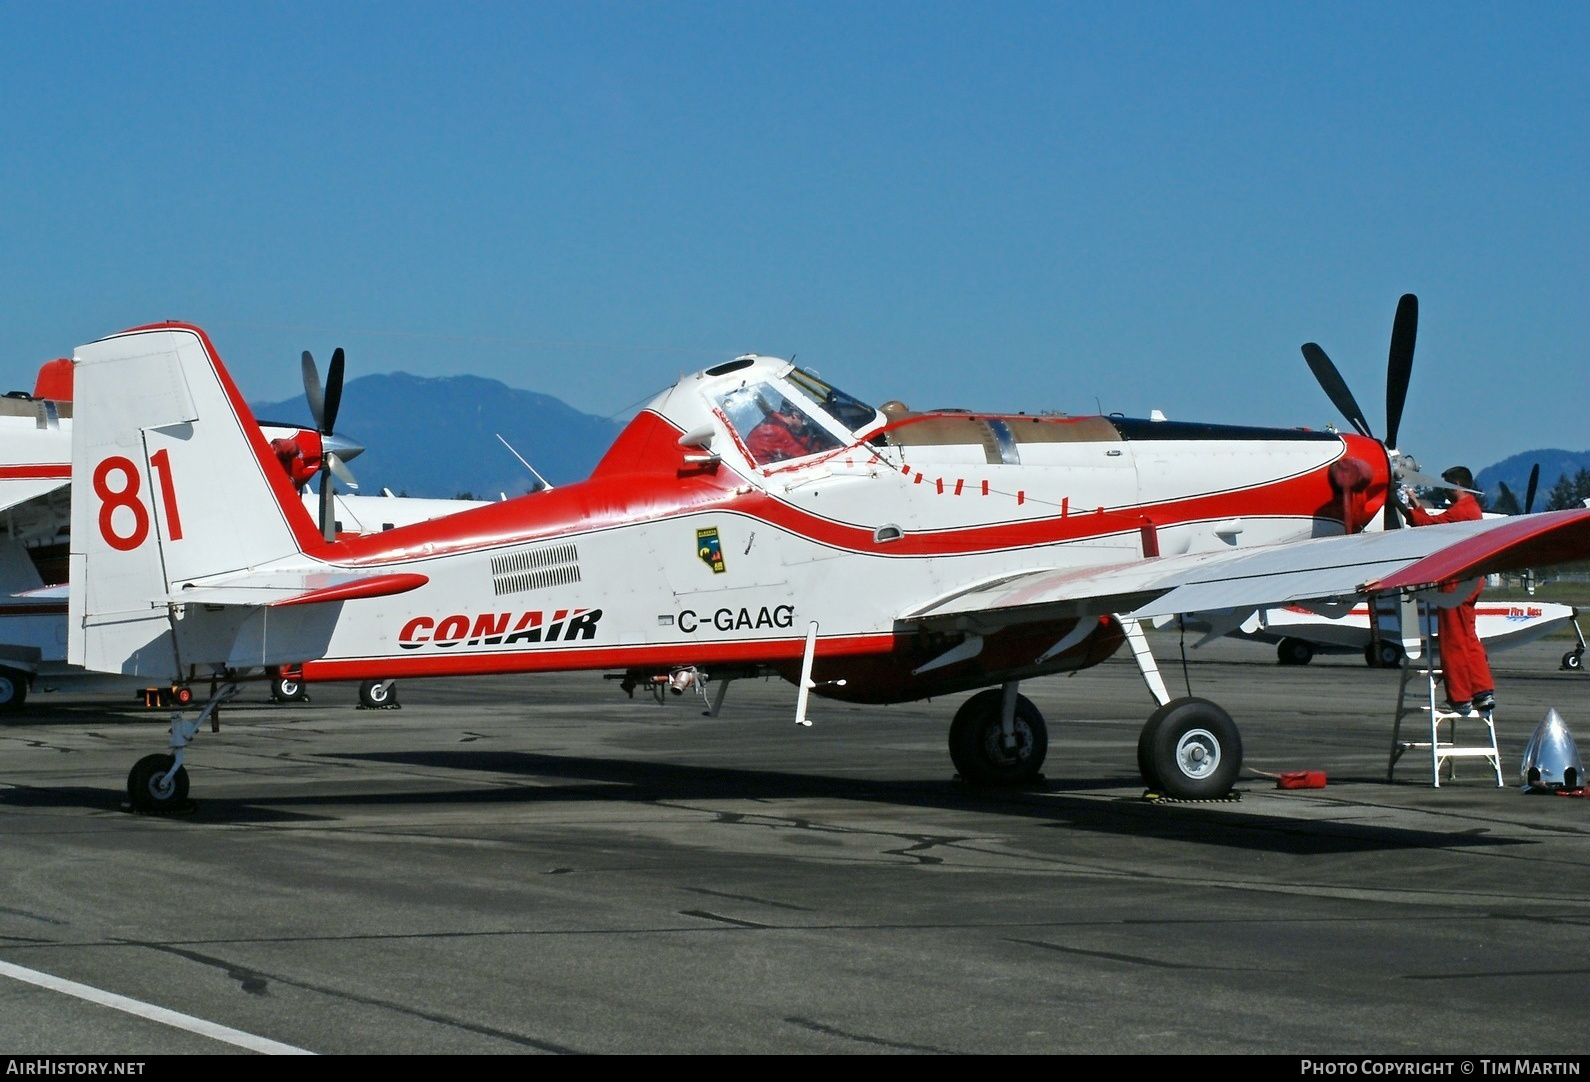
[69,325,320,677]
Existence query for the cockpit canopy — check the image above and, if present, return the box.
[708,361,883,467]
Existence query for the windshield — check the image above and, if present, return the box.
[786,368,880,434]
[715,381,843,466]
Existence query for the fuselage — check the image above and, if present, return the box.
[286,356,1391,702]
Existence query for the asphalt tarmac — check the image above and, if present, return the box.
[2,637,1587,1055]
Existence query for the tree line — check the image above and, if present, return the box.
[1489,468,1590,515]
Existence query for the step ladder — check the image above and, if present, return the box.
[1388,599,1503,787]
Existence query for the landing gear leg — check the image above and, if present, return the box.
[127,681,237,814]
[1563,611,1585,671]
[1115,615,1243,796]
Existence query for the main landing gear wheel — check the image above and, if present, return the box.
[359,679,398,708]
[128,753,189,814]
[1365,640,1404,668]
[1276,638,1314,666]
[1137,697,1242,799]
[271,673,308,702]
[1563,650,1584,672]
[948,689,1048,785]
[0,666,29,713]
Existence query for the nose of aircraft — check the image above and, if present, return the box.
[1332,432,1393,533]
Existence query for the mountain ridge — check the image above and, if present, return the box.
[255,370,1589,508]
[252,371,623,499]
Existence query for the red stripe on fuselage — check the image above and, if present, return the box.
[300,631,896,682]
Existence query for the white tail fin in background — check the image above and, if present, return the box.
[69,325,322,677]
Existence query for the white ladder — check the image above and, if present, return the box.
[1388,600,1502,787]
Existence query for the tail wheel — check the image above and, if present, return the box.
[1138,697,1242,799]
[948,689,1047,785]
[359,679,397,708]
[128,753,189,814]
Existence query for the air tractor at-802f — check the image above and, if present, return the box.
[62,316,1590,811]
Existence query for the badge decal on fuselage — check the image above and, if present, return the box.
[697,527,726,573]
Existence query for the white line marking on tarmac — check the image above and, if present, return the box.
[0,959,315,1055]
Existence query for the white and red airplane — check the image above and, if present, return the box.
[61,314,1590,811]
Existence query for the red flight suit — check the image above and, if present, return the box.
[746,414,812,464]
[1403,492,1494,706]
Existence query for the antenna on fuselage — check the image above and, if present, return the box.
[495,433,553,492]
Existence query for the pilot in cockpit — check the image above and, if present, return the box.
[717,382,842,466]
[746,396,820,464]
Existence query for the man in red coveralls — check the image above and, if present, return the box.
[1397,466,1495,714]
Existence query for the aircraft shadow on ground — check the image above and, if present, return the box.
[0,746,1517,855]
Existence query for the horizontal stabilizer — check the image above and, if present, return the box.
[168,571,428,609]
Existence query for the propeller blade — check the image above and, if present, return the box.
[1384,293,1417,449]
[1301,343,1372,437]
[1396,464,1481,493]
[325,452,359,491]
[301,351,325,431]
[1498,482,1517,513]
[322,347,345,436]
[1526,463,1540,515]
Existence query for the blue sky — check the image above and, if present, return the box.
[1,2,1583,474]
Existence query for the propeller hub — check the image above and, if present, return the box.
[322,433,365,463]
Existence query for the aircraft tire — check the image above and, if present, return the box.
[948,689,1047,785]
[1365,640,1404,669]
[1564,651,1583,672]
[0,666,29,713]
[1136,720,1162,790]
[128,753,189,814]
[1276,638,1314,666]
[271,674,308,703]
[359,679,398,709]
[1139,697,1241,799]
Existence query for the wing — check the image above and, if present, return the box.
[902,508,1590,632]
